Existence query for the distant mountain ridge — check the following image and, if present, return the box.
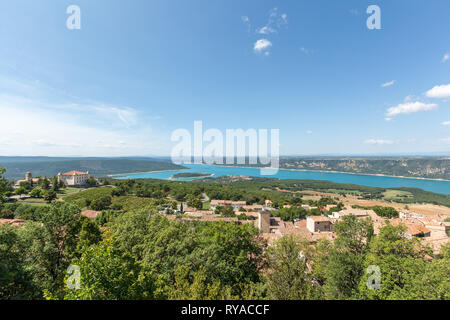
[279,158,450,180]
[0,158,185,180]
[218,157,450,180]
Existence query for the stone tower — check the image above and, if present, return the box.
[258,210,271,233]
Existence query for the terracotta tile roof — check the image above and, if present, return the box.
[81,210,100,219]
[63,170,88,176]
[408,225,431,236]
[0,219,26,226]
[295,220,307,227]
[307,216,333,222]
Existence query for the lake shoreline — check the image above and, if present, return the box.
[170,172,214,180]
[108,168,188,178]
[215,165,450,183]
[106,164,450,195]
[108,165,449,183]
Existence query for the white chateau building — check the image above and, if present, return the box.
[58,170,90,186]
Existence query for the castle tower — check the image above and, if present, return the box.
[25,172,32,183]
[258,210,271,233]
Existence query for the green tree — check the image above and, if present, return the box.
[187,196,203,210]
[214,206,235,217]
[310,238,332,287]
[324,215,373,300]
[265,235,319,299]
[30,188,43,198]
[163,265,235,300]
[358,223,432,300]
[14,187,28,196]
[39,177,50,190]
[90,195,112,211]
[0,168,12,204]
[64,239,149,300]
[86,176,97,187]
[372,206,399,219]
[0,209,14,219]
[0,225,38,299]
[19,181,32,191]
[20,202,82,298]
[44,190,57,203]
[109,211,263,299]
[51,176,60,192]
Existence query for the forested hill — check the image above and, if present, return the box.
[0,159,185,180]
[242,157,450,180]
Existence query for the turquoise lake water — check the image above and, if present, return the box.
[114,163,450,195]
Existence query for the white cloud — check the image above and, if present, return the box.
[440,138,450,144]
[364,139,394,145]
[386,101,438,117]
[0,77,168,156]
[241,16,249,22]
[306,130,313,135]
[385,117,393,122]
[254,39,272,52]
[426,84,450,99]
[442,53,449,63]
[381,80,395,87]
[442,121,450,126]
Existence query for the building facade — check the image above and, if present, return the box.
[58,170,90,186]
[306,216,334,233]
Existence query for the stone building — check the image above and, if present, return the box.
[58,170,90,186]
[306,216,334,233]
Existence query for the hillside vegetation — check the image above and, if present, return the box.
[197,176,450,207]
[1,172,448,300]
[0,159,185,180]
[225,157,450,180]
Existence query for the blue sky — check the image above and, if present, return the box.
[0,0,449,156]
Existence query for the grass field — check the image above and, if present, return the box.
[202,201,211,210]
[111,196,157,211]
[57,187,84,195]
[16,198,48,206]
[63,187,113,208]
[382,189,414,201]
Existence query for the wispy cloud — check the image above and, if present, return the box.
[426,84,450,99]
[299,47,313,55]
[264,7,288,30]
[92,105,138,127]
[381,80,395,87]
[364,139,394,145]
[247,7,288,55]
[386,100,438,117]
[442,121,450,126]
[0,76,166,156]
[257,26,276,35]
[241,16,251,32]
[442,53,449,63]
[306,130,313,135]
